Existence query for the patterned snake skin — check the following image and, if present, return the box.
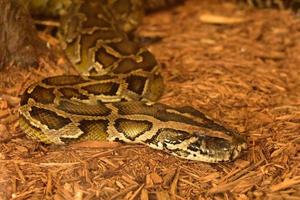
[243,0,300,11]
[20,0,299,163]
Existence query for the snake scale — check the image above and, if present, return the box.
[19,0,299,162]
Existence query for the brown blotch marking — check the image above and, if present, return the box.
[42,75,87,86]
[143,74,164,101]
[57,100,111,116]
[82,82,119,95]
[109,39,140,55]
[177,106,207,118]
[79,1,111,29]
[22,86,55,105]
[143,0,185,12]
[113,57,139,74]
[113,51,157,74]
[20,92,31,106]
[137,51,158,72]
[201,118,231,133]
[95,47,119,68]
[61,119,109,143]
[115,102,232,134]
[177,106,231,133]
[110,0,131,17]
[82,17,111,30]
[78,29,123,68]
[30,107,71,130]
[125,75,147,95]
[19,115,50,143]
[59,88,89,100]
[114,101,163,116]
[114,102,202,127]
[81,29,122,48]
[176,106,233,135]
[115,118,152,141]
[78,120,109,140]
[147,128,192,145]
[88,74,117,81]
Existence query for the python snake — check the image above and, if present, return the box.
[19,0,300,163]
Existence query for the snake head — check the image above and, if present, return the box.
[185,131,247,163]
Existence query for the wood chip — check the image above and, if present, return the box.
[150,172,163,184]
[199,14,247,24]
[156,190,171,200]
[140,188,149,200]
[0,110,9,118]
[128,184,145,200]
[70,141,120,148]
[145,174,154,189]
[109,184,139,200]
[270,177,300,192]
[170,168,180,195]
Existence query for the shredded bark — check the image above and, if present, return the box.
[0,0,300,199]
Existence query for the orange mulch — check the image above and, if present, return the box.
[0,0,300,199]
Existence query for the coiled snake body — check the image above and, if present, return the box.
[19,0,251,162]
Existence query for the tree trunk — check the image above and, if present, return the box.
[0,0,47,70]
